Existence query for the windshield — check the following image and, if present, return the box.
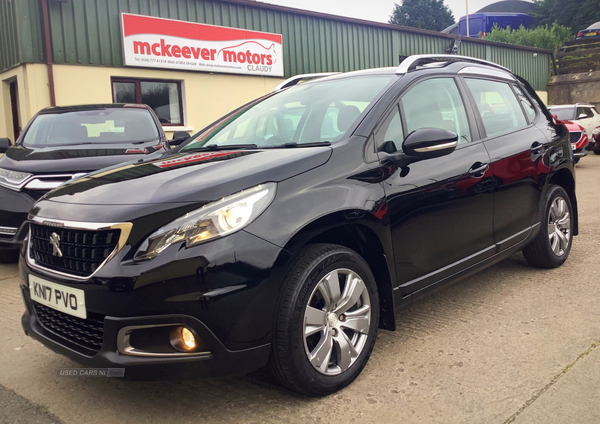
[586,21,600,29]
[22,108,160,147]
[182,75,394,151]
[549,107,575,121]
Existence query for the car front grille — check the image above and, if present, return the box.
[569,131,582,144]
[33,302,104,356]
[30,223,121,278]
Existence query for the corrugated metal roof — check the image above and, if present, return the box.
[1,0,552,91]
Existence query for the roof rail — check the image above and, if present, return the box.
[396,54,511,75]
[273,72,339,92]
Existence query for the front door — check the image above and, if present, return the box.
[377,77,495,296]
[9,80,20,141]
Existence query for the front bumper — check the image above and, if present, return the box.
[21,285,270,380]
[573,145,589,158]
[19,229,292,380]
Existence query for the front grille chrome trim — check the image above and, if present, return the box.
[27,216,132,281]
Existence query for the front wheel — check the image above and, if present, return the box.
[523,185,573,268]
[268,244,379,396]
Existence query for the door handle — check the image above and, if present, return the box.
[468,162,489,177]
[530,141,543,151]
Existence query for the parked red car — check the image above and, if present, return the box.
[553,115,589,163]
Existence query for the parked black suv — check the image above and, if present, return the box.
[0,104,188,262]
[19,55,577,396]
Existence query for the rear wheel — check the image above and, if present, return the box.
[268,244,379,396]
[0,249,19,263]
[523,185,573,268]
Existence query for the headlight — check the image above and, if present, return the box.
[134,183,276,261]
[0,168,33,190]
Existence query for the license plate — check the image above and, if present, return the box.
[586,32,597,36]
[29,275,87,319]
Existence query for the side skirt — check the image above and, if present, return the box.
[393,223,541,309]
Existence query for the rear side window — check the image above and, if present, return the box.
[401,78,472,145]
[465,78,527,137]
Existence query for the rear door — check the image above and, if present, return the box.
[463,77,547,250]
[377,77,495,295]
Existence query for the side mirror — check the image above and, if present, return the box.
[170,131,190,146]
[402,128,458,159]
[0,138,12,154]
[578,113,588,119]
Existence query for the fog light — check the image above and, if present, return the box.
[170,326,197,352]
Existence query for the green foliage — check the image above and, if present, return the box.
[484,23,573,50]
[389,0,455,31]
[533,0,600,35]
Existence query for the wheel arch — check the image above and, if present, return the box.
[279,212,396,331]
[548,168,578,235]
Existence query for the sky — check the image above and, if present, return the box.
[263,0,532,25]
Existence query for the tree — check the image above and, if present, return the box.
[389,0,455,31]
[533,0,600,35]
[485,22,572,50]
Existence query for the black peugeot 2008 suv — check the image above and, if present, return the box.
[19,55,577,396]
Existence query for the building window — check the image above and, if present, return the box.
[111,78,183,126]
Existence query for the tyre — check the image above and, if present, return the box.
[523,185,573,269]
[594,149,600,155]
[269,244,379,396]
[0,249,19,264]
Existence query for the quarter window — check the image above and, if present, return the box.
[513,85,536,122]
[465,78,527,137]
[376,106,404,153]
[401,78,472,145]
[112,78,183,126]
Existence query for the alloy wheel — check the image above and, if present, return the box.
[547,196,571,256]
[303,268,371,376]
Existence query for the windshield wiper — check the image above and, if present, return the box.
[183,144,258,152]
[265,141,332,148]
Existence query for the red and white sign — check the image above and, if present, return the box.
[121,13,284,77]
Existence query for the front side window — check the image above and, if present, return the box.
[577,107,594,119]
[112,78,183,126]
[21,108,160,147]
[182,75,394,151]
[465,78,527,137]
[401,78,472,145]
